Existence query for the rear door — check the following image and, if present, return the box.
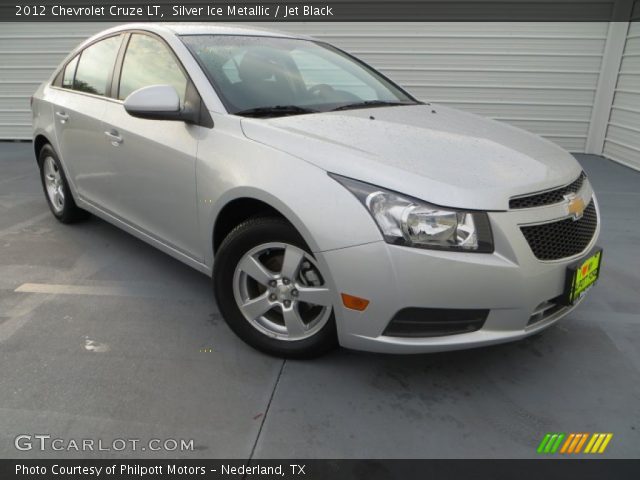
[102,32,202,260]
[51,34,124,209]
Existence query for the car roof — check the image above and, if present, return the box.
[98,22,311,40]
[164,22,307,38]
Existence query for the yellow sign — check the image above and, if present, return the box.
[571,250,601,302]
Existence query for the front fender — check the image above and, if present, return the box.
[196,115,383,269]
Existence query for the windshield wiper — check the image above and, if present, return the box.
[235,105,318,118]
[331,100,416,112]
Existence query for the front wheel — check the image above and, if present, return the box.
[213,217,337,358]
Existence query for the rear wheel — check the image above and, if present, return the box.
[214,217,337,358]
[38,144,88,223]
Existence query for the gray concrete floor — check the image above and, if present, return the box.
[0,143,639,459]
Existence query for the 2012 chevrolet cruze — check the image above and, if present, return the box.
[31,23,602,357]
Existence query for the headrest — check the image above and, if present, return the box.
[238,51,279,83]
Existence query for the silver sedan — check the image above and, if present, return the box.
[31,23,602,357]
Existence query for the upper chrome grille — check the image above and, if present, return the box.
[520,200,597,261]
[510,172,587,209]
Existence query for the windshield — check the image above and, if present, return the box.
[180,35,419,116]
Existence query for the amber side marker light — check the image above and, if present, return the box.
[341,293,370,311]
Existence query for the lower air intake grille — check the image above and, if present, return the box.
[383,308,489,338]
[527,297,566,327]
[520,200,597,261]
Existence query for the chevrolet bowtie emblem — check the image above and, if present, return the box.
[565,193,586,220]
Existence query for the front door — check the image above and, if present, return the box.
[101,33,202,260]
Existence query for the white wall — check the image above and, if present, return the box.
[603,4,640,169]
[0,23,115,139]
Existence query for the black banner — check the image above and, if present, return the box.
[3,0,640,22]
[2,460,640,480]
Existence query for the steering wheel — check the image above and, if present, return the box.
[308,84,335,98]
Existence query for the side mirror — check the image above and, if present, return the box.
[124,85,194,122]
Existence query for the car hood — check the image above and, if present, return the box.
[240,104,582,210]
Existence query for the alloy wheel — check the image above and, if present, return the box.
[232,242,333,341]
[43,156,65,213]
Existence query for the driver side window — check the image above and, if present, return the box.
[118,33,188,103]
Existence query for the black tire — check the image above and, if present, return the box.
[38,144,89,224]
[213,217,338,358]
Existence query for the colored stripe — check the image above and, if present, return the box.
[537,434,552,453]
[545,434,559,453]
[560,433,575,454]
[550,433,565,453]
[598,434,613,453]
[591,434,606,453]
[567,434,581,453]
[584,433,598,453]
[571,434,584,454]
[574,433,589,453]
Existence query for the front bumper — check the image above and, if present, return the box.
[317,197,600,354]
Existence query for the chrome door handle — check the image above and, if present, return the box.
[104,130,123,146]
[55,111,69,123]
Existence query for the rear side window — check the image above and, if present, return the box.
[62,55,79,89]
[118,33,187,103]
[73,35,122,96]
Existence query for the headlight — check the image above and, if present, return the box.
[331,174,493,253]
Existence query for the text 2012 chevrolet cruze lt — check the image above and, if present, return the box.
[31,23,602,357]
